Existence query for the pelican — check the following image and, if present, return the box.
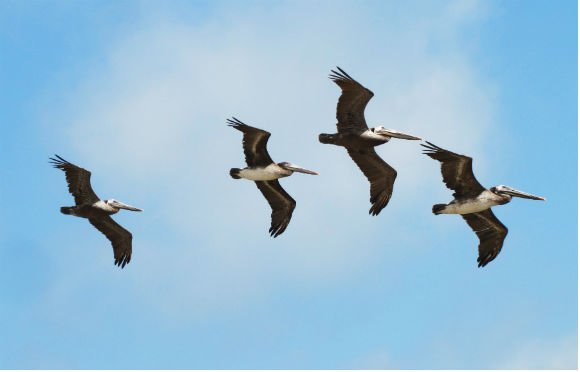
[228,117,318,237]
[50,155,143,268]
[319,67,421,215]
[421,142,545,267]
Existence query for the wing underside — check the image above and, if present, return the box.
[89,216,133,268]
[461,210,508,267]
[255,180,296,237]
[347,149,397,216]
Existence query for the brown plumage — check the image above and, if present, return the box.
[422,141,544,267]
[421,141,485,198]
[461,210,508,268]
[50,155,140,268]
[229,118,317,238]
[320,67,412,216]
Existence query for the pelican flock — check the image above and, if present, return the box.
[47,67,544,270]
[50,155,142,268]
[421,142,545,267]
[228,117,318,237]
[319,67,421,215]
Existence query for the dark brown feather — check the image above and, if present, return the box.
[461,210,508,267]
[255,180,296,237]
[347,148,397,216]
[329,67,374,133]
[421,142,485,198]
[50,155,100,205]
[89,216,132,268]
[228,117,274,167]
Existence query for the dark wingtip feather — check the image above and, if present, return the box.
[115,255,130,268]
[269,221,289,238]
[227,117,244,127]
[477,254,494,268]
[49,154,76,169]
[329,66,348,81]
[227,117,254,132]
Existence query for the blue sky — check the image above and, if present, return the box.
[0,0,576,369]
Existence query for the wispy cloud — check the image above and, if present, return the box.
[496,334,577,369]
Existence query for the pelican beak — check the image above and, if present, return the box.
[283,163,319,175]
[501,187,545,201]
[375,128,422,140]
[110,200,144,211]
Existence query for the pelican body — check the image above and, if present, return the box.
[319,67,421,216]
[422,142,545,267]
[228,117,318,237]
[50,155,143,268]
[231,162,310,181]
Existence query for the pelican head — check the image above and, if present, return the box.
[105,199,144,212]
[372,126,422,140]
[278,162,319,175]
[490,185,545,201]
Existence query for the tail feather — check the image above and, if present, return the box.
[60,207,73,215]
[432,204,446,215]
[230,168,241,179]
[319,133,336,144]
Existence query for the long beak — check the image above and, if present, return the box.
[502,187,545,201]
[376,128,422,140]
[283,163,319,175]
[110,200,144,211]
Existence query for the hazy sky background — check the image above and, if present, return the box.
[0,0,577,369]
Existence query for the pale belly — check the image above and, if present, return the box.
[441,199,497,214]
[239,164,282,181]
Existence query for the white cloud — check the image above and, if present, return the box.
[45,0,497,319]
[496,334,577,370]
[344,348,391,369]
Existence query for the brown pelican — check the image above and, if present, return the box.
[421,142,545,267]
[228,117,318,237]
[319,67,421,215]
[50,155,143,268]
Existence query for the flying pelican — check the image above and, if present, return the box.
[228,117,318,237]
[421,142,545,267]
[319,67,421,216]
[50,155,143,268]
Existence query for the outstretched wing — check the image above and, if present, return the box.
[255,180,296,238]
[50,155,100,205]
[347,148,397,216]
[89,216,133,268]
[462,210,508,268]
[421,141,485,198]
[329,67,374,132]
[228,117,274,167]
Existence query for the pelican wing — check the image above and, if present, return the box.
[255,180,296,238]
[89,216,132,268]
[50,155,100,205]
[421,141,485,198]
[329,67,374,132]
[347,148,397,216]
[462,210,508,268]
[228,117,274,167]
